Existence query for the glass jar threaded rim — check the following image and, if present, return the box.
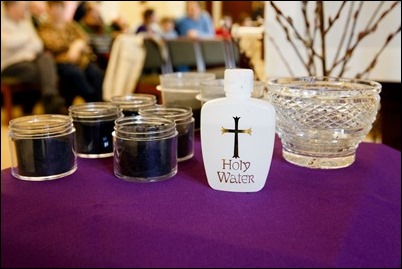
[9,115,75,139]
[114,115,177,141]
[139,105,193,124]
[110,94,157,112]
[69,102,122,122]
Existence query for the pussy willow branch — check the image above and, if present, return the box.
[337,1,364,76]
[301,2,311,39]
[311,2,320,63]
[317,1,327,75]
[302,1,320,75]
[301,1,315,74]
[329,1,354,75]
[365,1,385,30]
[338,1,400,76]
[269,1,400,78]
[272,7,310,73]
[324,1,346,34]
[356,24,401,79]
[271,1,322,74]
[267,34,295,76]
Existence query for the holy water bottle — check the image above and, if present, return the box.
[200,69,276,192]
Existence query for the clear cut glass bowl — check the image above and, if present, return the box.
[267,77,381,169]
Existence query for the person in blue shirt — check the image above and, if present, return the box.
[160,17,178,39]
[176,1,215,39]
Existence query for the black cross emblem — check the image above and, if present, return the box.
[221,117,252,158]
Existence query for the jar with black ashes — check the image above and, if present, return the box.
[111,94,157,116]
[113,116,178,182]
[69,102,122,158]
[8,115,77,181]
[139,106,194,161]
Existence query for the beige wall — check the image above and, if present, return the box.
[99,1,186,30]
[99,1,225,30]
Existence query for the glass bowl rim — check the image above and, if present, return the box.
[267,76,381,94]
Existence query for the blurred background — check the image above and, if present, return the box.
[1,1,401,169]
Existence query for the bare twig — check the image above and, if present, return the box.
[301,1,315,74]
[270,2,306,46]
[271,3,310,73]
[267,34,295,76]
[311,2,320,57]
[338,1,399,76]
[329,1,354,75]
[324,1,346,34]
[317,2,327,75]
[356,24,401,79]
[301,2,311,39]
[268,1,400,78]
[309,2,322,74]
[365,1,385,30]
[338,1,364,76]
[271,1,323,74]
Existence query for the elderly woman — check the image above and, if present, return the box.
[1,1,65,114]
[38,1,103,105]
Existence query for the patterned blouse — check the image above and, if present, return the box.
[38,21,94,68]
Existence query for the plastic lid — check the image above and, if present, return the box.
[224,69,254,95]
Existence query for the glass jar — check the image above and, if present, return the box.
[8,115,77,181]
[69,102,122,158]
[113,116,178,182]
[111,94,157,117]
[139,106,194,161]
[158,72,216,129]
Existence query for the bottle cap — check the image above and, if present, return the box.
[224,69,254,95]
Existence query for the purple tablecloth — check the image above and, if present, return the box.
[1,134,401,268]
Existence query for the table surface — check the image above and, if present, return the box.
[1,134,401,268]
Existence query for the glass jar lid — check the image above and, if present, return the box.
[114,115,176,140]
[9,115,74,138]
[69,102,121,121]
[139,105,193,123]
[110,94,157,111]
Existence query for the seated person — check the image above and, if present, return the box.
[78,2,115,69]
[30,1,49,29]
[73,1,86,22]
[215,15,232,39]
[176,1,215,39]
[75,1,128,34]
[238,13,253,27]
[1,1,65,115]
[38,1,104,105]
[110,16,129,33]
[78,2,113,35]
[160,17,178,39]
[135,8,161,37]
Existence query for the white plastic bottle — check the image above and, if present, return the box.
[200,69,276,192]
